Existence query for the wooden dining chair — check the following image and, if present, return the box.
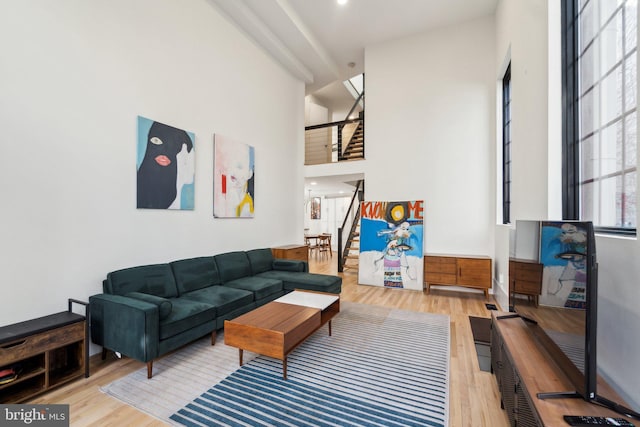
[305,235,318,257]
[318,233,332,257]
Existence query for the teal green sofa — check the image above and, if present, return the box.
[89,248,341,378]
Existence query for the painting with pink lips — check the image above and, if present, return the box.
[213,134,255,218]
[137,116,195,210]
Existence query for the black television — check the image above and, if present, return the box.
[507,220,640,420]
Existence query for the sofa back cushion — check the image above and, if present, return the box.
[170,256,221,294]
[214,251,252,283]
[246,248,275,275]
[105,264,178,298]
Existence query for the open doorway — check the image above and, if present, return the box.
[303,173,364,265]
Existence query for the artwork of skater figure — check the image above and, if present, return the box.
[374,221,414,288]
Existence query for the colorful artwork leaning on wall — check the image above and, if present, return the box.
[358,200,424,290]
[213,135,255,218]
[136,116,195,210]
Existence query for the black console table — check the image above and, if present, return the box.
[0,299,89,403]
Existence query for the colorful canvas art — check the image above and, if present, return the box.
[539,221,588,309]
[358,200,424,290]
[213,135,255,218]
[137,116,195,210]
[311,197,321,219]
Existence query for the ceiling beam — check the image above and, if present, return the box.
[207,0,315,83]
[274,0,342,80]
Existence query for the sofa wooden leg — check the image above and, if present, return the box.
[211,330,216,346]
[147,361,153,379]
[101,348,108,360]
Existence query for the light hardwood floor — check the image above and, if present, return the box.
[29,255,510,426]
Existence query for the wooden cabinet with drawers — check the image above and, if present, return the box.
[272,244,309,263]
[424,254,492,298]
[509,258,543,306]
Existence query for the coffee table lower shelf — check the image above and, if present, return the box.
[224,292,340,379]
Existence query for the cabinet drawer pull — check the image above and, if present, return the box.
[1,339,27,349]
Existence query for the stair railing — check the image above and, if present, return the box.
[338,180,364,272]
[304,91,364,165]
[305,118,361,165]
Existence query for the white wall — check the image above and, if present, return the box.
[0,0,305,326]
[492,0,552,308]
[596,236,640,408]
[364,16,496,257]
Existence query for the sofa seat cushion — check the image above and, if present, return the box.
[255,271,342,294]
[180,285,254,317]
[159,298,216,341]
[223,276,283,300]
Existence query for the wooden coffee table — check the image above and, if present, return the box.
[223,290,340,379]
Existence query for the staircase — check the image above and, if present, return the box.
[338,180,364,272]
[342,219,360,270]
[341,121,364,161]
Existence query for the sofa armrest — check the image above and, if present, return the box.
[272,259,308,273]
[89,294,160,363]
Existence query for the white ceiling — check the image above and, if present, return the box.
[305,173,363,199]
[208,0,498,95]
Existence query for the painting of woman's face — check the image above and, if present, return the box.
[213,135,255,218]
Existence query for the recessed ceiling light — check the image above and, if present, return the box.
[337,0,348,5]
[310,182,317,185]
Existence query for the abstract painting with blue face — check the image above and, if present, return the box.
[137,116,195,210]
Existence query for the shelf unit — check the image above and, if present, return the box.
[0,300,89,403]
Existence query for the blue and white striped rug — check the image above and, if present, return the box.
[170,303,449,427]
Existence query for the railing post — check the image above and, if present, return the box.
[337,227,343,272]
[337,124,343,161]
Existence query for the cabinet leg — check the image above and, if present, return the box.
[483,289,489,300]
